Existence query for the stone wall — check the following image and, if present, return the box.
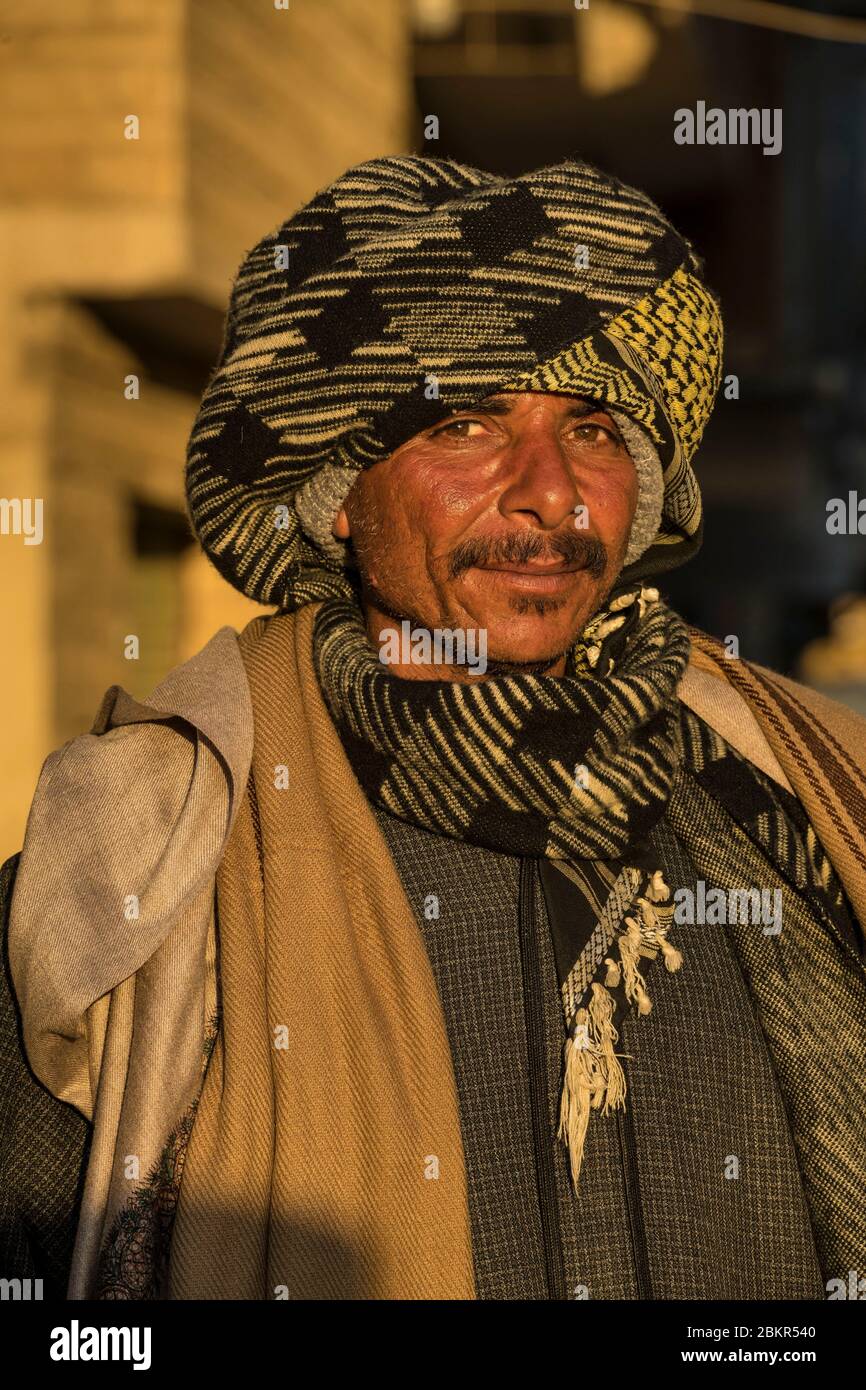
[0,0,410,855]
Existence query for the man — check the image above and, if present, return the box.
[2,155,864,1301]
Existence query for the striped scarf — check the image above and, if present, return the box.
[313,583,692,1185]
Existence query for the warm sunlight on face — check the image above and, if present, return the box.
[332,391,639,678]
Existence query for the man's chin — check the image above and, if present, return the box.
[467,604,589,664]
[463,586,615,675]
[474,621,578,676]
[479,651,569,677]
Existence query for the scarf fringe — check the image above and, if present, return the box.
[579,585,660,672]
[558,868,683,1189]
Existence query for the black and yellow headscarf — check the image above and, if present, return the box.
[185,154,723,610]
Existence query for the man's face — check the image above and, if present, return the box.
[332,391,639,678]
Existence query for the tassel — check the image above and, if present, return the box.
[558,1014,596,1189]
[635,872,684,974]
[609,591,637,612]
[658,935,683,972]
[617,916,653,1014]
[558,984,626,1188]
[623,913,642,942]
[588,983,626,1113]
[636,585,660,618]
[634,983,653,1015]
[593,614,629,643]
[645,869,669,903]
[558,864,684,1187]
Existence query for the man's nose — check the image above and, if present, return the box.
[497,426,582,530]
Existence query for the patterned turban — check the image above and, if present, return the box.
[185,154,723,611]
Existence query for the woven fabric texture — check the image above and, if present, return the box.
[0,855,91,1299]
[373,784,826,1300]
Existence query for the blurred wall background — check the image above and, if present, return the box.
[2,0,865,856]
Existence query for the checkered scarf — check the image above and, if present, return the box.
[313,581,692,1186]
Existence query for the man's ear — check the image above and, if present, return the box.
[332,505,351,541]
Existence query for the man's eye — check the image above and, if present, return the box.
[431,418,486,440]
[572,422,621,447]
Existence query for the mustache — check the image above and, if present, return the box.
[448,528,608,581]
